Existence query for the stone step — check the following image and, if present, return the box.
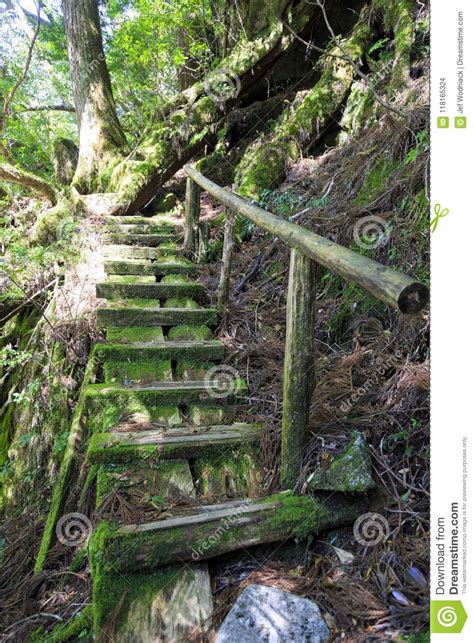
[96,281,207,304]
[90,493,367,573]
[104,233,180,246]
[95,339,225,362]
[103,244,178,260]
[104,258,196,276]
[88,423,261,464]
[97,306,218,327]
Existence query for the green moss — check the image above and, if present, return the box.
[196,449,260,498]
[106,275,157,284]
[160,274,193,284]
[29,605,92,642]
[105,326,165,343]
[309,432,375,492]
[103,359,172,384]
[266,493,329,539]
[167,325,213,341]
[163,298,199,309]
[106,297,161,308]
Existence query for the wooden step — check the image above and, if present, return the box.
[97,306,218,327]
[103,245,178,260]
[104,258,196,276]
[105,224,177,234]
[106,216,175,225]
[88,423,261,464]
[96,281,207,304]
[95,339,225,361]
[91,460,214,639]
[90,492,367,573]
[104,233,180,246]
[85,379,246,409]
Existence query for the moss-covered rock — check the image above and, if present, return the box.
[309,431,375,492]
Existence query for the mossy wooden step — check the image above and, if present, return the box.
[97,306,218,327]
[106,275,156,284]
[96,281,207,303]
[104,233,180,246]
[105,326,165,342]
[85,379,246,413]
[103,359,173,384]
[104,258,196,276]
[96,461,196,506]
[106,215,175,226]
[88,423,261,464]
[103,244,177,260]
[95,339,225,361]
[90,492,367,573]
[105,224,177,234]
[91,459,213,639]
[196,451,262,499]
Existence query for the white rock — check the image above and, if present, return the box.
[216,583,330,642]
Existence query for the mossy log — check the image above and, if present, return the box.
[96,305,218,327]
[96,281,207,304]
[280,250,317,487]
[184,167,429,313]
[90,492,367,573]
[235,10,372,198]
[94,339,225,362]
[104,258,196,276]
[106,4,317,213]
[34,356,98,573]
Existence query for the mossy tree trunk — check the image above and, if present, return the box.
[62,0,128,193]
[235,8,372,199]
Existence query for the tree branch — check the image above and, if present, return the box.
[16,104,76,114]
[0,162,57,204]
[1,0,44,127]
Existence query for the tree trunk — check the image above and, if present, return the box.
[62,0,128,192]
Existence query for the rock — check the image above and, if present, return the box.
[309,431,374,492]
[216,584,330,643]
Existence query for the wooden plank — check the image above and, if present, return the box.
[104,259,196,276]
[280,249,317,488]
[96,492,367,572]
[88,424,262,463]
[104,233,179,246]
[184,165,429,313]
[95,339,225,361]
[96,281,207,303]
[96,306,218,327]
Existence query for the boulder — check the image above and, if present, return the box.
[216,583,330,642]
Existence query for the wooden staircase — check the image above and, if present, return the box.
[89,211,264,639]
[81,210,367,640]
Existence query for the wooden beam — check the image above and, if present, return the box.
[184,177,201,257]
[95,492,367,572]
[217,208,234,310]
[184,165,429,313]
[280,250,317,488]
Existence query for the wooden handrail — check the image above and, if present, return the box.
[184,164,429,314]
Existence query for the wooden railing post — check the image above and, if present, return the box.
[280,249,317,488]
[217,208,234,310]
[184,177,201,257]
